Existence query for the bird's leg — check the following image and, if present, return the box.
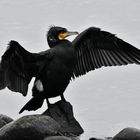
[45,98,53,115]
[60,94,72,121]
[46,98,51,107]
[60,94,67,102]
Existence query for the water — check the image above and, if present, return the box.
[0,0,140,139]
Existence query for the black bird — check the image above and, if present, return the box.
[0,26,140,113]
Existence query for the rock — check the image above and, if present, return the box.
[89,137,112,140]
[0,115,60,140]
[44,136,71,140]
[112,127,140,140]
[0,114,13,129]
[89,138,102,140]
[43,100,84,136]
[0,101,83,139]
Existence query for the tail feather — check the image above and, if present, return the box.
[19,96,44,114]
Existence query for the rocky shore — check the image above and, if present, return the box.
[0,101,83,140]
[0,101,140,140]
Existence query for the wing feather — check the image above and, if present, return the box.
[72,27,140,78]
[0,40,52,96]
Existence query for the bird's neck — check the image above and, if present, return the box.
[48,39,71,48]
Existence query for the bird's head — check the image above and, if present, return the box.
[47,26,79,48]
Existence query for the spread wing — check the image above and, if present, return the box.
[0,40,52,96]
[72,27,140,78]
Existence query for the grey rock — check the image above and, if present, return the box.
[43,100,84,136]
[0,115,60,140]
[0,101,83,140]
[44,136,71,140]
[89,138,101,140]
[89,138,103,140]
[0,114,13,129]
[112,127,140,140]
[89,137,112,140]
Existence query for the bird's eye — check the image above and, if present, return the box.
[49,37,53,41]
[49,36,57,42]
[49,36,54,41]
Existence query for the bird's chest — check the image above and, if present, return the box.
[53,46,76,68]
[43,46,76,81]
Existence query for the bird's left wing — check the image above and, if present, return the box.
[0,40,52,96]
[72,27,140,78]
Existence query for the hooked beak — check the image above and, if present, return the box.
[58,31,79,40]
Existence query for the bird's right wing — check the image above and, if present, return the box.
[0,40,52,96]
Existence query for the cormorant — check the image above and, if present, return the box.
[0,26,140,113]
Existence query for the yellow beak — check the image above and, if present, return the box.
[58,31,79,40]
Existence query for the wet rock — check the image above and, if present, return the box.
[43,100,84,136]
[0,114,13,129]
[0,115,60,140]
[112,127,140,140]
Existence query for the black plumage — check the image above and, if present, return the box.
[0,26,140,113]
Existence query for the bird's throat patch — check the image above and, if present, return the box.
[58,32,69,40]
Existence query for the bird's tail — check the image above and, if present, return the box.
[19,95,45,114]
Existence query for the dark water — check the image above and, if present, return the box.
[0,1,140,139]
